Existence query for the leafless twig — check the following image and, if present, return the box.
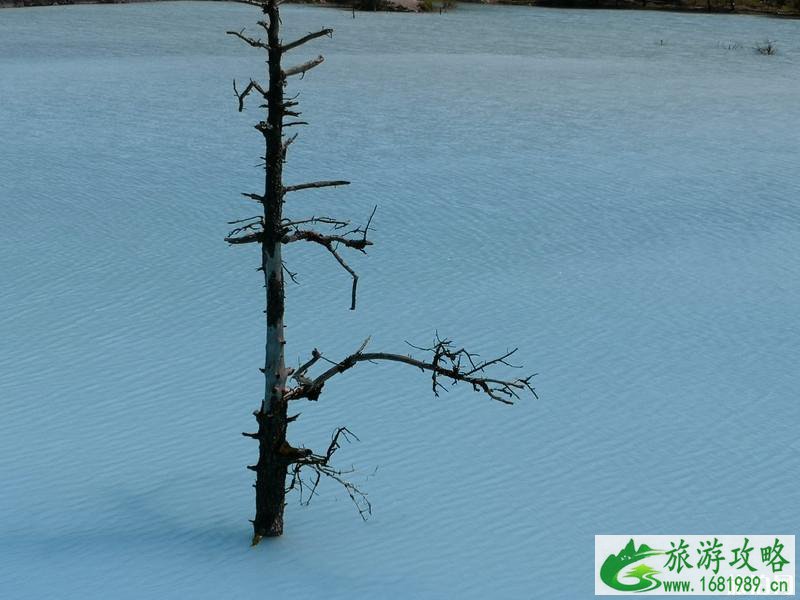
[286,427,371,519]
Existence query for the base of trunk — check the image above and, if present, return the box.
[252,512,284,545]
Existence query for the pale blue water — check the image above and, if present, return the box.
[1,3,798,598]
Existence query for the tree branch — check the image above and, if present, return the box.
[286,335,537,404]
[242,192,265,202]
[284,180,350,194]
[283,55,325,78]
[282,215,350,228]
[282,229,371,251]
[280,206,375,309]
[283,229,368,309]
[283,262,300,285]
[281,133,298,159]
[281,28,334,53]
[225,216,263,244]
[225,232,262,245]
[226,29,270,50]
[232,79,268,112]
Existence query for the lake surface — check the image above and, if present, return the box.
[1,2,798,598]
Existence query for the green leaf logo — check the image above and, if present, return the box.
[600,539,665,593]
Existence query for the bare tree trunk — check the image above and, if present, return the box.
[227,3,343,544]
[226,0,535,544]
[253,0,288,542]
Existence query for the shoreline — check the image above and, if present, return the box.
[1,0,798,18]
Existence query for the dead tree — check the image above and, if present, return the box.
[226,0,536,545]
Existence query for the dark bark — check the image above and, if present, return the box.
[253,0,289,543]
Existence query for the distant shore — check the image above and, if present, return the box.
[1,0,798,18]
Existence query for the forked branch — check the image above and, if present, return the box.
[232,79,268,113]
[282,207,376,309]
[286,335,537,404]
